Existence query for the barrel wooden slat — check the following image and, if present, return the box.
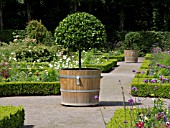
[60,69,101,106]
[124,50,138,63]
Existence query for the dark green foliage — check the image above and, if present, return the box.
[123,32,143,50]
[0,30,14,43]
[0,106,24,128]
[25,20,51,44]
[115,31,170,56]
[54,12,107,52]
[0,82,60,96]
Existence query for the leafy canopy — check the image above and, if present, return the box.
[54,12,107,52]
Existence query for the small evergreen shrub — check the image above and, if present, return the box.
[123,32,143,50]
[25,20,51,45]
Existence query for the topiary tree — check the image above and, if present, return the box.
[124,32,143,50]
[25,20,50,44]
[54,12,107,69]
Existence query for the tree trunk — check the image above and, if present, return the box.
[0,7,3,30]
[79,50,81,69]
[74,3,77,12]
[163,7,170,31]
[26,3,31,22]
[119,8,125,31]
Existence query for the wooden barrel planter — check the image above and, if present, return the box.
[124,50,138,63]
[60,68,101,106]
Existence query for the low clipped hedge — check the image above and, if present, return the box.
[0,106,24,128]
[107,108,132,128]
[0,82,60,97]
[14,67,49,73]
[13,62,50,67]
[131,78,170,98]
[107,108,148,128]
[102,53,124,61]
[110,55,124,61]
[145,53,153,60]
[83,59,117,72]
[139,59,151,69]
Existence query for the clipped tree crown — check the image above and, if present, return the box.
[54,12,107,51]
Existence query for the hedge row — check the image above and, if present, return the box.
[139,59,151,69]
[83,59,118,72]
[131,53,170,98]
[102,53,124,61]
[131,78,170,98]
[0,106,24,128]
[0,82,60,97]
[107,108,148,128]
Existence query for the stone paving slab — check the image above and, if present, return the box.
[0,57,170,128]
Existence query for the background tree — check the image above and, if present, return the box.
[0,0,5,30]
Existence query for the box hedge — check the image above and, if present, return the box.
[107,108,149,128]
[0,106,24,128]
[0,82,60,96]
[131,78,170,98]
[83,59,117,72]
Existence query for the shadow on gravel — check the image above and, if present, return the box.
[23,125,34,128]
[99,101,141,107]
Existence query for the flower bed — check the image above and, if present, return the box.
[107,86,170,128]
[131,50,170,98]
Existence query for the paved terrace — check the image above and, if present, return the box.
[0,57,170,128]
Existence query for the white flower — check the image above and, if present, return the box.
[29,72,32,75]
[166,122,170,125]
[48,64,53,68]
[13,39,18,42]
[63,55,67,60]
[144,116,148,121]
[11,52,15,55]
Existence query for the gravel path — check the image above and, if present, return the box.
[0,57,170,128]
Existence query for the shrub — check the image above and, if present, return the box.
[25,20,51,45]
[83,59,117,72]
[123,32,143,50]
